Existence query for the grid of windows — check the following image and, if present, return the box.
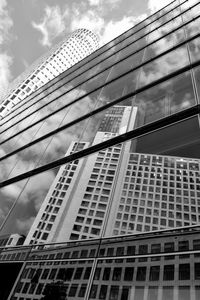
[28,142,87,244]
[8,227,200,300]
[98,106,126,133]
[70,141,122,240]
[112,153,200,235]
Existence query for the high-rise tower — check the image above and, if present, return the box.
[0,28,99,118]
[25,105,136,244]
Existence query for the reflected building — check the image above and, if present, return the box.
[0,234,25,248]
[25,105,136,244]
[0,28,99,118]
[25,104,200,244]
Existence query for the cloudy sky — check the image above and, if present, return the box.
[0,0,174,235]
[0,0,172,96]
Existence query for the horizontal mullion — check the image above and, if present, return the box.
[0,82,199,188]
[0,0,194,136]
[0,30,199,150]
[0,0,183,126]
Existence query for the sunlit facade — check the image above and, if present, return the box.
[24,106,135,244]
[0,0,200,299]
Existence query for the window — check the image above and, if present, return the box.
[15,282,23,293]
[36,283,43,295]
[81,250,88,258]
[163,265,174,281]
[179,264,190,280]
[49,268,57,280]
[164,242,175,260]
[56,268,66,280]
[193,239,200,250]
[41,269,50,279]
[103,268,111,280]
[124,267,134,281]
[164,242,174,252]
[65,268,74,280]
[72,251,79,258]
[127,246,135,255]
[89,249,96,257]
[195,263,200,280]
[112,268,122,281]
[107,248,114,256]
[151,244,161,254]
[89,285,98,299]
[115,247,123,256]
[109,286,119,300]
[121,287,130,300]
[78,284,87,297]
[151,244,161,261]
[84,267,91,279]
[22,282,29,293]
[136,267,146,281]
[99,285,108,299]
[21,268,29,279]
[68,284,78,297]
[149,266,160,281]
[178,240,189,251]
[94,268,101,280]
[28,268,35,279]
[138,244,148,261]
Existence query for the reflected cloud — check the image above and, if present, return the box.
[16,217,35,233]
[0,80,107,235]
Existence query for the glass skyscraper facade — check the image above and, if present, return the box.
[1,0,200,299]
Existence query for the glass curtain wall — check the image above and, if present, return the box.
[0,0,200,299]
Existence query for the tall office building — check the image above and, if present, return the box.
[0,28,99,118]
[25,105,136,244]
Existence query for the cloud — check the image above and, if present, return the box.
[70,8,104,39]
[88,0,121,8]
[88,0,101,6]
[0,53,13,96]
[19,171,55,209]
[101,14,146,45]
[1,183,22,200]
[33,1,147,50]
[148,0,173,12]
[0,0,13,45]
[0,82,98,219]
[32,5,68,47]
[16,217,35,232]
[70,4,146,46]
[0,0,13,97]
